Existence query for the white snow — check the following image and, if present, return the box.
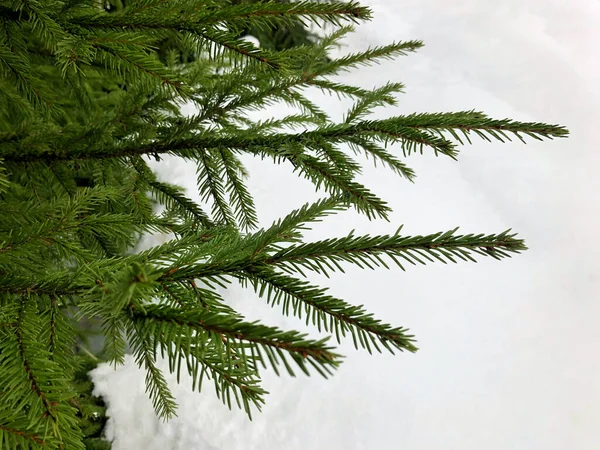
[90,1,600,449]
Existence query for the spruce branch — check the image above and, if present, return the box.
[215,147,258,231]
[100,315,127,368]
[131,156,215,229]
[200,0,372,27]
[151,210,526,284]
[0,43,53,111]
[72,1,371,32]
[378,111,570,145]
[244,195,351,256]
[9,0,66,51]
[196,148,237,226]
[343,82,404,124]
[241,265,418,354]
[157,279,237,315]
[246,113,325,132]
[196,28,283,70]
[128,320,179,420]
[126,199,525,360]
[92,40,188,94]
[283,151,391,219]
[129,304,342,376]
[0,424,47,447]
[142,313,268,418]
[265,227,527,275]
[0,0,571,441]
[346,137,416,181]
[0,298,85,449]
[148,179,215,228]
[314,39,425,76]
[1,113,567,163]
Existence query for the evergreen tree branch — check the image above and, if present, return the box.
[0,298,85,449]
[128,320,179,420]
[196,28,282,70]
[0,0,571,439]
[265,227,527,275]
[129,303,342,377]
[100,315,127,368]
[200,0,372,27]
[71,1,371,31]
[346,137,416,181]
[9,0,66,50]
[215,147,259,231]
[0,43,53,111]
[314,38,425,76]
[241,265,418,354]
[92,41,187,93]
[278,149,391,219]
[343,82,404,124]
[1,113,567,163]
[0,424,47,447]
[148,178,215,228]
[251,196,352,252]
[15,301,57,424]
[379,111,571,144]
[157,279,237,315]
[197,149,237,226]
[130,156,215,228]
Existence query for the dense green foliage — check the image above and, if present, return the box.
[0,0,568,448]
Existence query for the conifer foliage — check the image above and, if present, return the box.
[0,0,568,448]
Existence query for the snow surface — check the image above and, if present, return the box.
[90,1,600,449]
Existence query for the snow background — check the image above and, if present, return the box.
[90,1,600,449]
